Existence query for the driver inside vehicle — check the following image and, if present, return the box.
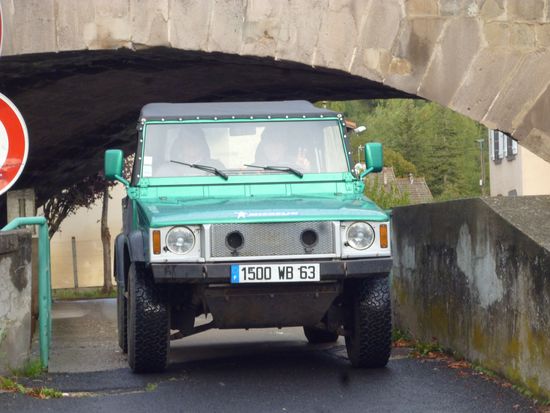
[156,129,225,177]
[254,129,311,171]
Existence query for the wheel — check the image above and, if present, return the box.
[127,263,170,373]
[117,282,128,353]
[345,276,392,368]
[303,326,338,344]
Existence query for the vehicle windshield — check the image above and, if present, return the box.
[141,119,349,178]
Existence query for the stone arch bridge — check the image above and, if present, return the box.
[2,0,550,202]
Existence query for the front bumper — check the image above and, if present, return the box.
[151,257,392,284]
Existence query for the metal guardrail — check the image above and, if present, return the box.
[2,217,51,370]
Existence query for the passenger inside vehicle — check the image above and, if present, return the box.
[156,129,225,177]
[254,128,312,171]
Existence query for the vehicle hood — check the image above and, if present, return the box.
[135,194,389,227]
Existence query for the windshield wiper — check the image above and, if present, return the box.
[244,164,303,178]
[171,160,228,180]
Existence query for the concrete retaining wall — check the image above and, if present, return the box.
[0,230,33,374]
[392,196,550,398]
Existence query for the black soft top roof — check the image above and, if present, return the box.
[140,100,339,121]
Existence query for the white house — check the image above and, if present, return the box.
[488,130,550,196]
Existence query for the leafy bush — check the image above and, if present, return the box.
[364,175,410,210]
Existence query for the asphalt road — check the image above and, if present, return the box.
[0,299,539,413]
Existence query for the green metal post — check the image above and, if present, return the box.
[2,216,51,370]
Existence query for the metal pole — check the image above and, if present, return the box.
[71,236,79,289]
[476,139,485,196]
[480,141,485,196]
[38,221,52,368]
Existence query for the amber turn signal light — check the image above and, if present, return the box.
[379,224,388,248]
[152,230,161,255]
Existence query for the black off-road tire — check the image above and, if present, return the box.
[345,276,392,368]
[117,283,128,353]
[127,263,170,373]
[303,327,339,344]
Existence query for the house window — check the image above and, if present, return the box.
[505,134,518,160]
[489,130,502,162]
[489,129,517,162]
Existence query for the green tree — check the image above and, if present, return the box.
[417,103,486,198]
[361,100,427,168]
[418,104,464,197]
[383,147,417,177]
[43,173,107,238]
[319,98,489,201]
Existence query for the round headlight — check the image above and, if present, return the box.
[346,222,375,250]
[166,226,195,254]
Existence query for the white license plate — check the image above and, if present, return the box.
[230,263,320,284]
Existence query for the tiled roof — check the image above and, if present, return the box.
[367,166,433,204]
[395,176,433,204]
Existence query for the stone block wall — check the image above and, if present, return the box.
[392,196,550,398]
[2,0,550,162]
[0,230,33,374]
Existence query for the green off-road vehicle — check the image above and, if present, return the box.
[104,101,392,373]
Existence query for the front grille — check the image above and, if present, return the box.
[210,222,335,258]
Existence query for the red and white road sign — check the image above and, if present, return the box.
[0,4,3,56]
[0,93,29,195]
[0,4,4,54]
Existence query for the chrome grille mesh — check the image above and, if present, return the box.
[210,222,335,258]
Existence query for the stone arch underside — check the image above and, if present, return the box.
[2,0,550,202]
[0,48,411,203]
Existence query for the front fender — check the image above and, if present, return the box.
[114,234,126,286]
[127,230,147,263]
[114,231,147,289]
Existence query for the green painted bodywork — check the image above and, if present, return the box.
[136,192,388,228]
[125,117,389,230]
[131,174,388,228]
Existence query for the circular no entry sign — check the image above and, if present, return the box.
[0,93,29,196]
[0,4,4,54]
[0,4,3,56]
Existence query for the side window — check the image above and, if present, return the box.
[489,130,512,163]
[506,134,518,160]
[489,129,499,161]
[497,131,505,160]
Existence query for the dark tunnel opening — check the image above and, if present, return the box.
[0,46,415,207]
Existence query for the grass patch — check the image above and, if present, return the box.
[32,387,63,399]
[10,359,44,378]
[412,338,443,357]
[146,382,158,392]
[392,328,411,342]
[1,376,26,393]
[393,333,550,408]
[391,332,444,357]
[0,376,62,399]
[392,329,444,356]
[53,287,116,301]
[392,328,415,348]
[471,364,550,407]
[472,364,498,379]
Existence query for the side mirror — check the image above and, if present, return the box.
[104,149,128,186]
[359,143,383,179]
[365,143,383,173]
